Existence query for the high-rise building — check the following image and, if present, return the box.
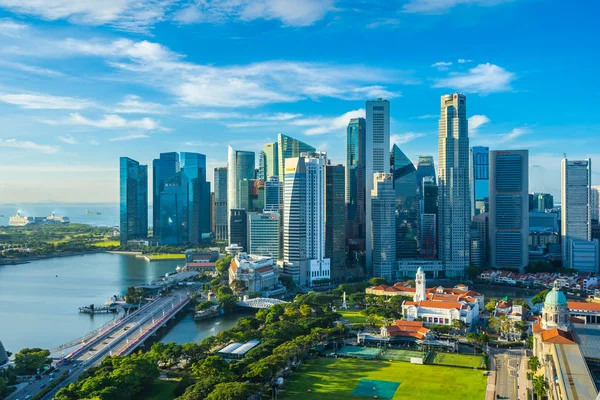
[346,117,367,249]
[489,150,529,271]
[283,153,330,286]
[561,157,592,269]
[238,178,251,212]
[277,134,315,186]
[470,146,489,216]
[250,179,265,212]
[263,142,279,179]
[471,212,489,268]
[180,152,211,244]
[214,167,228,241]
[247,212,280,258]
[365,99,390,274]
[120,157,148,245]
[416,156,436,192]
[420,177,438,258]
[371,172,396,280]
[227,146,255,242]
[325,164,346,277]
[591,186,600,221]
[159,171,187,245]
[229,209,248,251]
[152,152,179,233]
[437,93,470,277]
[391,144,418,259]
[532,193,554,211]
[258,150,266,181]
[264,176,280,213]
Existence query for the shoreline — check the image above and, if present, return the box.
[0,249,105,266]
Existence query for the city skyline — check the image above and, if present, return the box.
[0,1,599,203]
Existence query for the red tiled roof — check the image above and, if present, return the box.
[568,301,600,312]
[255,266,274,274]
[418,300,462,310]
[383,320,430,339]
[186,262,216,268]
[541,329,576,345]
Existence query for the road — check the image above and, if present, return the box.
[7,290,190,400]
[492,348,528,400]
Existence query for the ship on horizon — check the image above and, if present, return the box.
[86,210,102,215]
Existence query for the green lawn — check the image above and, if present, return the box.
[337,309,382,326]
[146,253,186,260]
[92,240,120,247]
[431,352,485,369]
[138,380,178,400]
[281,358,487,400]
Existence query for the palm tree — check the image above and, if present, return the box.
[532,375,547,400]
[528,356,541,373]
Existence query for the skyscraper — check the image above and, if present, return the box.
[214,167,228,241]
[561,157,592,269]
[470,146,489,216]
[365,99,390,274]
[283,153,330,286]
[489,150,529,271]
[591,186,600,221]
[346,117,366,249]
[391,144,418,259]
[227,146,255,242]
[371,173,395,280]
[247,212,279,258]
[229,209,248,251]
[420,177,438,258]
[437,93,470,277]
[258,150,266,181]
[180,152,211,244]
[159,171,187,245]
[532,193,554,211]
[325,164,346,278]
[264,176,280,213]
[263,142,279,179]
[152,152,179,233]
[120,157,148,245]
[416,156,436,193]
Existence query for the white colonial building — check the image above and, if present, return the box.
[229,253,279,294]
[401,267,481,326]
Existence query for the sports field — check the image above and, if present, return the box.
[383,349,425,362]
[337,309,382,326]
[431,352,484,369]
[281,358,487,400]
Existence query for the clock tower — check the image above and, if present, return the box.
[414,267,427,302]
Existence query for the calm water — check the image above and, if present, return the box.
[0,253,239,354]
[0,203,120,227]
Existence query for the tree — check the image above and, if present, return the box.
[528,356,541,373]
[125,287,145,304]
[215,256,232,276]
[218,294,238,311]
[14,348,50,374]
[369,277,386,286]
[532,375,547,400]
[485,298,498,313]
[531,289,550,305]
[230,279,246,294]
[196,300,216,312]
[192,356,231,379]
[299,304,312,318]
[466,263,481,279]
[206,382,259,400]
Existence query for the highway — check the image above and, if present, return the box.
[7,290,190,400]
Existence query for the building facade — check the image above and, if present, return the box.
[120,157,148,245]
[371,172,396,280]
[437,93,470,277]
[366,99,391,275]
[152,152,179,234]
[214,167,228,241]
[247,212,280,259]
[180,152,211,244]
[416,156,436,194]
[229,253,279,294]
[391,144,419,259]
[470,146,489,216]
[325,164,346,276]
[346,117,367,251]
[229,209,248,252]
[227,146,255,242]
[264,176,280,212]
[489,150,529,271]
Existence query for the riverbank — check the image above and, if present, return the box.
[0,249,104,266]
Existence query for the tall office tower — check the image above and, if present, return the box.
[533,193,554,211]
[258,150,266,181]
[250,179,265,212]
[489,150,529,271]
[561,157,593,269]
[227,146,255,242]
[180,152,211,244]
[214,167,228,241]
[371,173,396,280]
[470,146,489,216]
[591,186,600,221]
[346,117,367,250]
[528,194,535,211]
[471,212,489,268]
[210,192,215,234]
[264,176,280,212]
[437,93,470,277]
[325,164,346,278]
[152,152,179,234]
[365,99,390,274]
[391,144,418,259]
[238,178,251,211]
[119,157,148,245]
[263,142,279,179]
[283,153,330,286]
[159,171,187,245]
[247,212,280,258]
[229,209,248,251]
[416,156,436,194]
[420,177,438,258]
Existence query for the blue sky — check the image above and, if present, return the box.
[0,0,598,203]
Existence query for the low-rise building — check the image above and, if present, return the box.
[229,253,279,294]
[380,320,432,341]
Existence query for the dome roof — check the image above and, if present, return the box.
[545,281,567,307]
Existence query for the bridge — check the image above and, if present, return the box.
[237,297,288,309]
[7,290,191,400]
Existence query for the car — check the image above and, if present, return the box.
[25,395,32,399]
[40,384,47,389]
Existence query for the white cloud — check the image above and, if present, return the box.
[0,0,174,33]
[411,114,438,120]
[184,111,302,122]
[0,93,95,109]
[432,61,452,70]
[351,85,400,99]
[56,135,78,144]
[109,133,150,141]
[89,139,100,146]
[0,138,59,153]
[174,0,335,27]
[62,38,180,62]
[114,95,167,114]
[0,18,27,37]
[366,18,400,29]
[0,60,64,77]
[291,109,365,135]
[225,121,275,128]
[503,127,529,141]
[468,114,490,136]
[390,132,426,146]
[403,0,514,14]
[46,113,169,131]
[433,63,516,94]
[458,58,472,64]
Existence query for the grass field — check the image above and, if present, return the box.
[383,349,425,362]
[281,358,487,400]
[431,352,485,369]
[337,309,382,325]
[145,254,186,260]
[92,240,120,247]
[138,380,177,400]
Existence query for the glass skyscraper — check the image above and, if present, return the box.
[159,171,187,245]
[325,164,346,278]
[152,152,179,234]
[214,167,228,241]
[264,176,280,212]
[181,152,211,244]
[391,144,418,259]
[229,208,248,251]
[416,156,436,195]
[227,146,255,243]
[470,146,489,216]
[346,117,366,249]
[119,157,148,245]
[263,142,278,179]
[371,173,395,280]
